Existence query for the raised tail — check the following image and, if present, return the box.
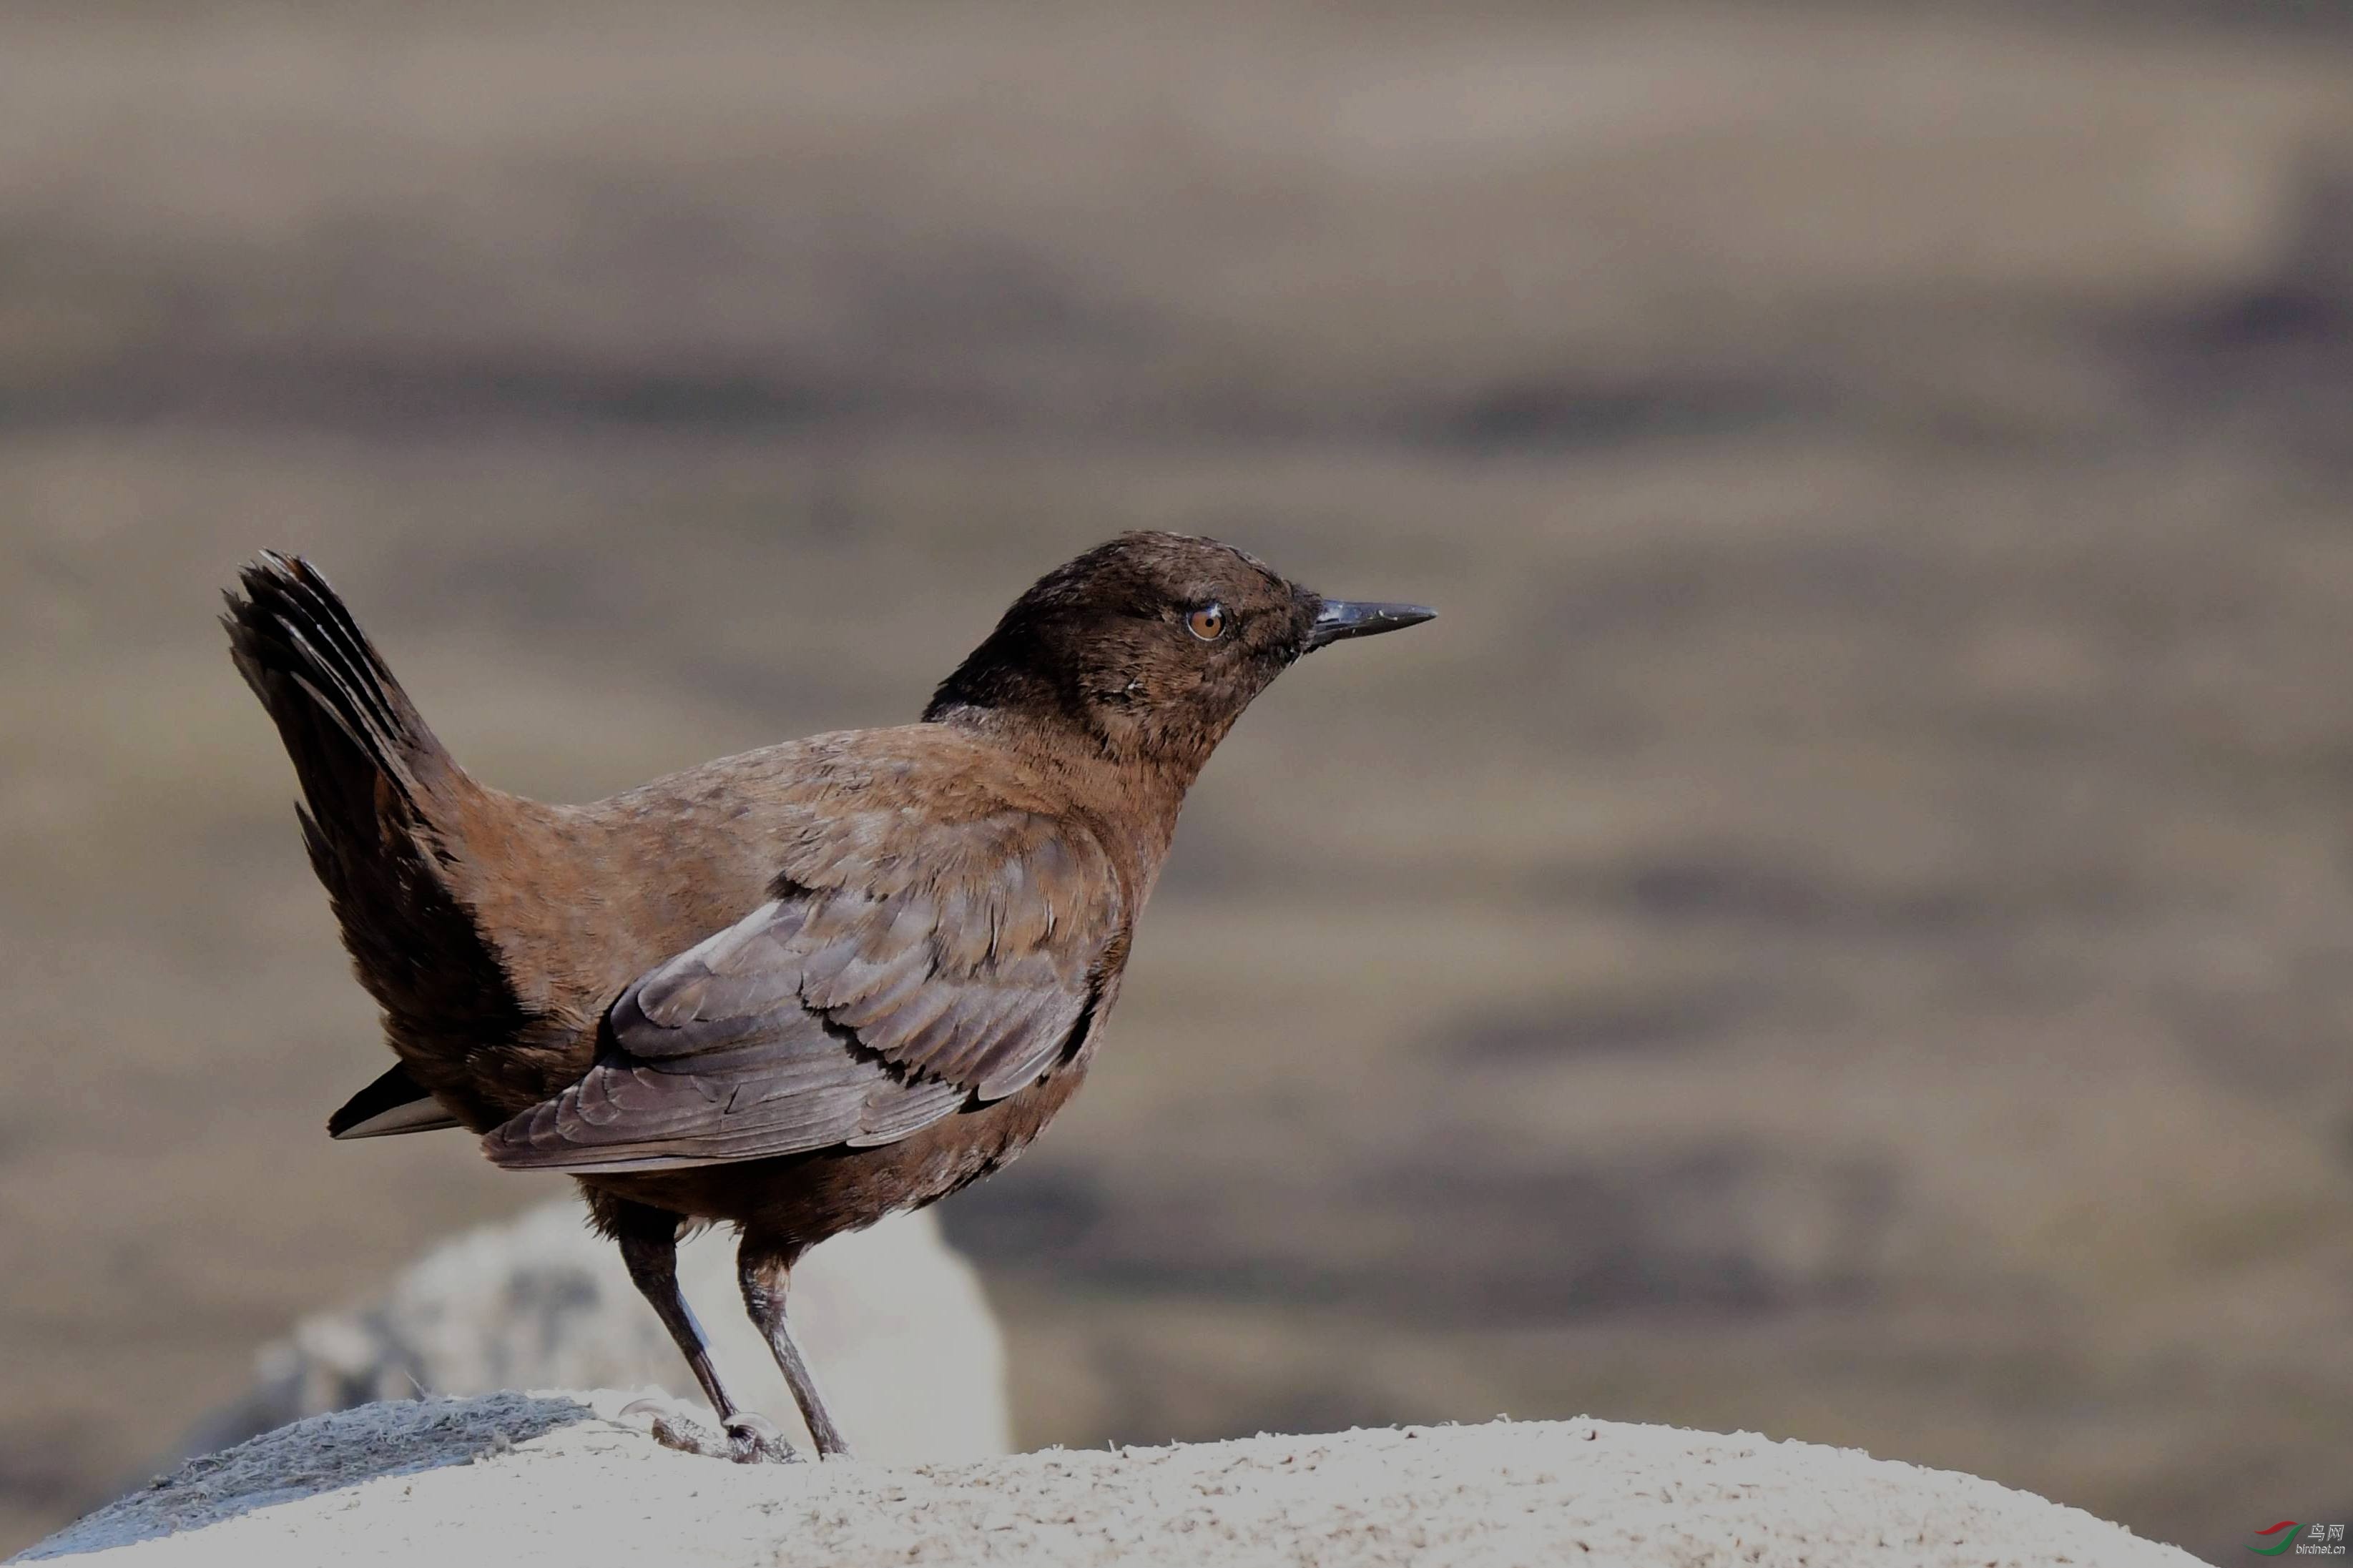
[225,553,527,1131]
[222,551,451,823]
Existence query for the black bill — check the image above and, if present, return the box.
[1304,598,1438,651]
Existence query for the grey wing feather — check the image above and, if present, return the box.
[481,810,1114,1174]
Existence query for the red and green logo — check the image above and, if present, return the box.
[2251,1523,2304,1556]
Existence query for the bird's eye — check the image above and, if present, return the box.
[1186,603,1227,641]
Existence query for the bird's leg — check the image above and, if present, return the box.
[739,1240,853,1459]
[611,1202,796,1464]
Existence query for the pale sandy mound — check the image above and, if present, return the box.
[19,1391,2195,1568]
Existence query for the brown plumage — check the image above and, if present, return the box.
[223,531,1431,1462]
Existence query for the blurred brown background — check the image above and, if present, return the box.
[4,1,2352,1560]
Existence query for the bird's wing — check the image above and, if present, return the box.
[481,807,1119,1174]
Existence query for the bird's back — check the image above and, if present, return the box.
[430,722,1144,1126]
[430,721,1142,1242]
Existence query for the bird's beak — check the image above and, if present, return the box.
[1304,598,1437,651]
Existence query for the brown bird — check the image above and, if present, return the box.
[223,531,1430,1462]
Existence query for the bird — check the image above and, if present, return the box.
[222,530,1432,1463]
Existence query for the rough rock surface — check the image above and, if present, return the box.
[22,1392,2198,1567]
[171,1201,1008,1466]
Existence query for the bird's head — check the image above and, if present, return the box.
[925,531,1434,778]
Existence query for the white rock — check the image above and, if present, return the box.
[174,1202,1008,1466]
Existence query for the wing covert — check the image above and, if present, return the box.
[483,808,1115,1173]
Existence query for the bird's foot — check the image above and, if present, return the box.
[620,1397,728,1459]
[618,1398,799,1464]
[723,1412,801,1465]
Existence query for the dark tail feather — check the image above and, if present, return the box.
[330,1063,463,1139]
[225,556,525,1096]
[222,551,451,822]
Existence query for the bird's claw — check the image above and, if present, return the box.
[617,1397,800,1463]
[724,1412,801,1464]
[622,1400,727,1459]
